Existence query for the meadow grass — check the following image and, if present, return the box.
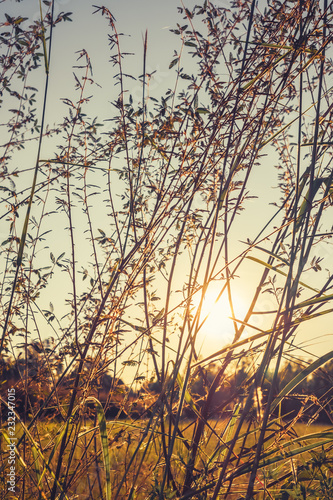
[1,1,333,499]
[2,416,332,499]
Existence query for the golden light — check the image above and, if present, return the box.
[191,282,247,348]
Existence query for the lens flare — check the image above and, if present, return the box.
[191,283,246,346]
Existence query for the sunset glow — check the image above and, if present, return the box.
[192,283,247,345]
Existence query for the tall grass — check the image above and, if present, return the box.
[1,1,333,498]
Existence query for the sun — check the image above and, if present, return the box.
[191,282,247,346]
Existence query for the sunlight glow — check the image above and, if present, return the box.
[192,282,247,346]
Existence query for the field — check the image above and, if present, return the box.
[2,411,333,499]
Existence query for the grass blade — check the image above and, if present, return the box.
[85,397,111,500]
[271,350,333,412]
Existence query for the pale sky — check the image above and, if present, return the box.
[2,0,333,381]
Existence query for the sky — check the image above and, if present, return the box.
[1,0,333,381]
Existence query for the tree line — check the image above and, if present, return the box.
[1,340,332,424]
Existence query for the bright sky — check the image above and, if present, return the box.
[2,0,333,381]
